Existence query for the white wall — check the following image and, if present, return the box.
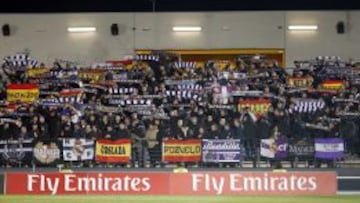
[0,13,136,64]
[285,11,355,66]
[0,11,359,66]
[134,12,284,49]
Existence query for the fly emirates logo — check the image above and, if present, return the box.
[192,173,317,195]
[27,174,151,195]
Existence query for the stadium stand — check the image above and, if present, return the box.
[0,52,359,169]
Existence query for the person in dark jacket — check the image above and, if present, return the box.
[47,108,61,139]
[38,116,50,140]
[257,117,272,139]
[60,116,73,138]
[104,126,115,140]
[172,119,186,140]
[188,115,200,139]
[222,124,233,139]
[18,126,31,140]
[242,112,257,158]
[73,123,86,139]
[231,119,244,140]
[99,115,110,135]
[0,121,16,140]
[196,127,205,139]
[131,122,149,167]
[113,123,129,140]
[340,119,359,156]
[204,123,220,139]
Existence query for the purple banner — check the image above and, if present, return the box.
[315,138,344,159]
[260,138,288,159]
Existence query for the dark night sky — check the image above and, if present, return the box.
[1,0,360,13]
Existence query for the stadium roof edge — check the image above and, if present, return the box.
[0,0,360,13]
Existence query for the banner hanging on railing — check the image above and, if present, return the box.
[0,139,33,165]
[288,140,315,158]
[95,139,131,163]
[162,139,201,162]
[315,138,344,159]
[33,141,61,166]
[62,139,95,161]
[202,139,241,163]
[260,138,288,159]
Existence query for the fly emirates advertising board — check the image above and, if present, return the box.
[5,172,336,195]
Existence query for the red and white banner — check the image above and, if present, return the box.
[170,172,336,195]
[5,172,336,195]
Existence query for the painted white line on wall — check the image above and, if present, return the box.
[337,176,360,180]
[337,191,360,195]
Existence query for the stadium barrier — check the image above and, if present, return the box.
[0,138,345,168]
[3,171,336,195]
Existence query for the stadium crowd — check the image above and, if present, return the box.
[0,53,360,167]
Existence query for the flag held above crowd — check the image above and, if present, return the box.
[6,84,39,103]
[238,99,271,118]
[286,76,313,88]
[320,80,345,90]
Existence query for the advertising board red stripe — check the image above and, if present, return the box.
[4,172,337,196]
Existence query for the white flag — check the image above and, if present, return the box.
[63,138,94,161]
[260,139,276,158]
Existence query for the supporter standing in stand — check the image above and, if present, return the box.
[47,107,61,140]
[146,120,160,166]
[131,120,149,168]
[242,109,257,159]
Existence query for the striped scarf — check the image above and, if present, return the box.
[101,66,125,71]
[58,89,83,104]
[50,69,78,78]
[173,61,197,69]
[108,98,152,106]
[134,54,159,62]
[58,96,83,104]
[289,99,325,113]
[3,54,39,68]
[107,87,136,95]
[176,84,202,91]
[39,96,83,105]
[166,90,201,101]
